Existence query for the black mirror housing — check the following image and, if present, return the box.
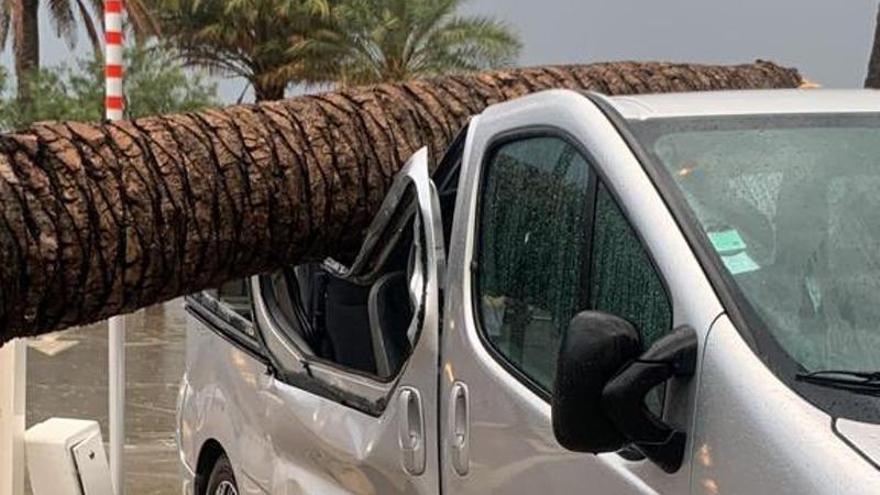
[551,311,641,453]
[603,325,698,473]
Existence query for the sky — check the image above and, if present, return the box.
[3,0,877,104]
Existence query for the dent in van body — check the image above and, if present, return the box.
[184,284,438,494]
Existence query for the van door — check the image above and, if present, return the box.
[440,92,722,494]
[183,280,277,494]
[252,148,446,495]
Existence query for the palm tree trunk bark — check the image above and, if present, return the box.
[866,4,880,88]
[0,60,802,342]
[253,81,287,101]
[12,0,40,103]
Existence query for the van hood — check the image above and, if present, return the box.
[836,418,880,467]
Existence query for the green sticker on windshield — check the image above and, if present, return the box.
[721,251,760,275]
[708,229,747,254]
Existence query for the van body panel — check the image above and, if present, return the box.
[202,148,444,495]
[836,419,880,467]
[181,311,275,494]
[693,315,880,493]
[253,369,434,495]
[439,90,723,494]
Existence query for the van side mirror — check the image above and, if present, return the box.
[551,311,698,473]
[603,325,697,473]
[551,311,641,453]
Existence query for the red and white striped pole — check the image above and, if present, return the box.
[104,1,125,494]
[104,0,124,120]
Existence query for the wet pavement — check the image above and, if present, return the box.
[26,300,186,495]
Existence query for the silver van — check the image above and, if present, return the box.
[176,89,880,494]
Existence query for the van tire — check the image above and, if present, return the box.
[205,454,238,495]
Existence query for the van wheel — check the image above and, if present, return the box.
[206,454,239,495]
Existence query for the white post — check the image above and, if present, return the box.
[104,1,125,494]
[0,340,27,495]
[108,318,125,495]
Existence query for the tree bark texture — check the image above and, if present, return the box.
[0,60,802,343]
[253,80,288,102]
[12,0,40,103]
[867,3,880,88]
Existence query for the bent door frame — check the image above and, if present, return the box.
[253,147,446,415]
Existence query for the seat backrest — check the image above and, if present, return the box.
[368,271,414,378]
[323,276,376,374]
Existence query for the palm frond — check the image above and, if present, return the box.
[74,0,101,59]
[308,0,521,85]
[155,0,337,97]
[125,0,162,40]
[421,15,521,70]
[47,0,78,46]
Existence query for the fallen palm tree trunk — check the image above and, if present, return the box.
[0,60,802,343]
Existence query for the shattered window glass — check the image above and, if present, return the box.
[477,137,591,389]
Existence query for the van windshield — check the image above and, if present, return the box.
[632,114,880,373]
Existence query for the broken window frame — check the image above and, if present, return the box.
[186,282,264,359]
[253,148,446,415]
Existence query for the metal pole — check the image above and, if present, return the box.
[108,318,125,495]
[0,340,27,495]
[104,1,125,494]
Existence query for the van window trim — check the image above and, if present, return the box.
[468,125,674,402]
[257,269,422,384]
[253,274,399,417]
[185,292,265,361]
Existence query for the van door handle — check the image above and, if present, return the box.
[398,387,426,475]
[449,382,470,476]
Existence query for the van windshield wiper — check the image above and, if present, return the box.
[795,370,880,397]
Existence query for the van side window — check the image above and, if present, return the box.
[197,278,258,343]
[262,197,427,381]
[475,137,674,394]
[210,279,254,321]
[590,182,672,349]
[476,137,592,390]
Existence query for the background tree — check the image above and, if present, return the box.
[4,0,40,102]
[866,3,880,88]
[154,0,332,101]
[305,0,521,85]
[0,43,216,130]
[0,0,158,102]
[0,60,803,343]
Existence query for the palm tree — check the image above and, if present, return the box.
[0,60,804,342]
[154,0,332,101]
[305,0,521,86]
[0,0,159,102]
[5,0,39,101]
[866,3,880,88]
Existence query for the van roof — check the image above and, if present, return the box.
[605,89,880,120]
